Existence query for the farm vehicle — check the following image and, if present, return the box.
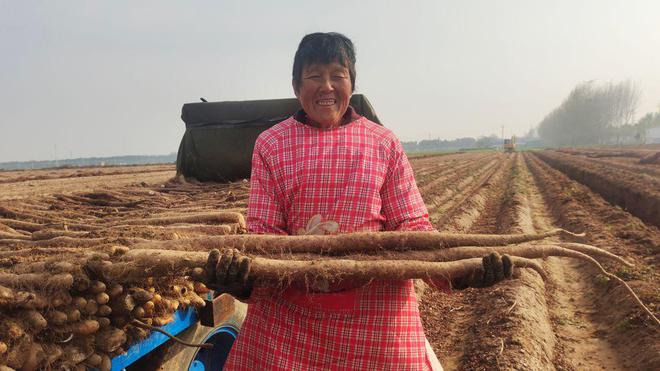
[503,137,516,153]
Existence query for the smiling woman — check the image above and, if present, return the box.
[208,32,451,371]
[295,62,352,129]
[292,33,356,128]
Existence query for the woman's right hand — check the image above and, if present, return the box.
[198,248,253,300]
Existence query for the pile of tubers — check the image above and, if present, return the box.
[1,228,657,370]
[0,251,210,371]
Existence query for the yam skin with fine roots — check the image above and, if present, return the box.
[1,228,657,370]
[130,228,583,254]
[117,232,658,326]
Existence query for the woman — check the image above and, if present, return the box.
[207,32,512,370]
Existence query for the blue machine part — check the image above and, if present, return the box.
[188,326,238,371]
[111,307,198,371]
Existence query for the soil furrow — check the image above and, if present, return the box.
[458,153,555,370]
[525,152,659,370]
[535,150,660,227]
[424,157,501,227]
[419,154,520,370]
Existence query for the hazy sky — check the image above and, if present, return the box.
[1,0,659,162]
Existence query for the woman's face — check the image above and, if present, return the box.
[294,62,352,129]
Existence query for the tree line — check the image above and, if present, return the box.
[0,153,178,171]
[537,80,660,146]
[401,135,504,153]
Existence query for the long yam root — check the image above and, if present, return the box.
[356,243,632,267]
[0,231,31,240]
[115,240,619,280]
[12,261,76,275]
[0,287,48,309]
[0,247,89,258]
[116,245,658,326]
[133,229,582,254]
[0,273,73,290]
[0,218,43,232]
[0,236,147,248]
[31,229,87,241]
[249,256,548,282]
[116,212,246,230]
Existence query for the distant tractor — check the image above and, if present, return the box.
[504,136,516,153]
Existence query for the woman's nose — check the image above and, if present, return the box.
[319,77,334,91]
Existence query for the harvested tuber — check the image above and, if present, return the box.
[88,281,106,294]
[95,328,127,353]
[107,284,123,298]
[86,353,102,367]
[46,310,68,326]
[97,304,112,317]
[96,292,110,305]
[55,320,100,336]
[22,310,47,332]
[97,317,111,328]
[129,288,153,303]
[22,343,45,371]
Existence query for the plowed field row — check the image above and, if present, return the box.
[535,150,660,228]
[415,152,659,370]
[413,152,493,190]
[421,156,504,227]
[556,145,660,158]
[525,152,659,370]
[561,153,660,178]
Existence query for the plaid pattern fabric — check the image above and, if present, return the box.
[226,113,435,370]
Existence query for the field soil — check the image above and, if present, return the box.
[414,151,659,370]
[535,150,660,228]
[1,148,658,370]
[0,165,175,201]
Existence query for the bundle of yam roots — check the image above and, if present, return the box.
[1,216,658,370]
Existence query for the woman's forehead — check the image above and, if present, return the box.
[303,61,348,73]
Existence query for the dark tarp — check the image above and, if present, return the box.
[176,94,381,182]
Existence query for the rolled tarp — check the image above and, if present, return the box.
[176,94,381,182]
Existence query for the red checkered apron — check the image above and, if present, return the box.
[224,111,437,370]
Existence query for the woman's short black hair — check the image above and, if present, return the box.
[292,32,356,92]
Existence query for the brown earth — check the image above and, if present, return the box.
[1,152,658,370]
[555,144,660,159]
[0,164,176,201]
[416,152,659,370]
[535,150,660,228]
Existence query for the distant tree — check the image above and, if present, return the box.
[474,135,500,148]
[537,80,641,146]
[520,127,537,141]
[631,111,660,144]
[401,141,419,153]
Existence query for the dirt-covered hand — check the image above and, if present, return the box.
[452,252,514,290]
[198,248,252,300]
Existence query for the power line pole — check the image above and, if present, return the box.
[501,126,504,152]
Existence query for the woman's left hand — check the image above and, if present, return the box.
[452,252,514,289]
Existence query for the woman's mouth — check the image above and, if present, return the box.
[316,99,336,106]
